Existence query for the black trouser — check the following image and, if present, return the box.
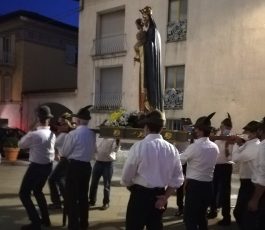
[184,179,212,230]
[176,164,187,210]
[209,163,232,219]
[233,179,255,229]
[65,159,91,230]
[48,158,69,206]
[126,184,165,230]
[19,162,52,226]
[240,185,265,230]
[89,161,113,205]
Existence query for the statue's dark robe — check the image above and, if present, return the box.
[144,18,163,111]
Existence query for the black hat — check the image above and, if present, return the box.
[258,117,265,131]
[221,113,232,128]
[194,112,216,129]
[139,109,166,127]
[37,105,53,119]
[73,105,93,121]
[243,120,261,132]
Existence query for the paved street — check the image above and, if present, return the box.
[0,154,240,230]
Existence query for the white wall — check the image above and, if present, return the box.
[78,0,265,132]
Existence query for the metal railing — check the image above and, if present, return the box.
[92,34,126,56]
[94,92,122,110]
[164,88,184,110]
[167,20,187,42]
[0,51,14,65]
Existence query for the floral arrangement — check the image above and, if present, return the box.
[104,110,145,128]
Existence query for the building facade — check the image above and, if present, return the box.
[76,0,265,132]
[0,11,78,130]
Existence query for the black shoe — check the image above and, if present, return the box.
[175,209,184,216]
[100,204,109,210]
[207,211,218,219]
[21,223,41,230]
[217,218,231,226]
[89,201,95,207]
[41,219,51,227]
[48,203,62,210]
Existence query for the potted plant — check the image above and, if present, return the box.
[3,136,20,162]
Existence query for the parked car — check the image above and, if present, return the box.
[0,127,29,159]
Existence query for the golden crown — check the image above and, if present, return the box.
[139,6,152,15]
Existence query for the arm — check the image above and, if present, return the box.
[121,144,139,187]
[156,151,184,210]
[18,132,34,149]
[232,142,257,162]
[179,144,194,165]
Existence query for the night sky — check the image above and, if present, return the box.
[0,0,79,27]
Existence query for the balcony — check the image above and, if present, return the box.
[94,92,122,111]
[0,51,15,66]
[92,34,126,56]
[164,88,184,110]
[167,20,187,42]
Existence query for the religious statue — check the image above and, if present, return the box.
[134,6,164,112]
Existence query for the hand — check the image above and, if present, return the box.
[155,195,167,210]
[55,154,60,161]
[248,198,259,212]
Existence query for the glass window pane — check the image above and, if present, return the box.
[180,0,188,20]
[168,0,180,23]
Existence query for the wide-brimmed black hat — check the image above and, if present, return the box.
[243,120,261,133]
[221,113,232,128]
[139,109,166,127]
[37,105,53,119]
[194,112,216,129]
[72,105,93,121]
[258,117,265,131]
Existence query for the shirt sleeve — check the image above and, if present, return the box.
[256,145,265,186]
[232,143,257,162]
[61,133,75,158]
[121,143,140,186]
[168,148,184,188]
[18,132,34,149]
[179,144,194,165]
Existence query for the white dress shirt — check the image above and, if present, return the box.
[232,138,260,179]
[95,138,120,162]
[62,125,96,162]
[55,132,67,155]
[251,139,265,186]
[215,140,233,164]
[180,137,219,182]
[18,126,56,164]
[121,134,184,188]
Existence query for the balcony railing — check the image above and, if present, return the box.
[94,92,122,111]
[92,34,126,56]
[164,88,184,110]
[0,51,14,65]
[167,20,187,42]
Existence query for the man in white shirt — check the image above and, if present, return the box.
[245,118,265,230]
[121,109,184,230]
[89,138,120,210]
[180,112,219,230]
[232,120,260,229]
[62,106,96,230]
[18,106,56,230]
[208,113,234,225]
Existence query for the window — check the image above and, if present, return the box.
[65,44,77,65]
[94,9,126,55]
[1,74,12,102]
[94,66,123,110]
[0,35,15,65]
[167,0,188,41]
[168,0,188,23]
[164,65,185,110]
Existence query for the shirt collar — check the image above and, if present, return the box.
[37,126,50,130]
[195,137,210,143]
[145,133,163,141]
[246,138,259,144]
